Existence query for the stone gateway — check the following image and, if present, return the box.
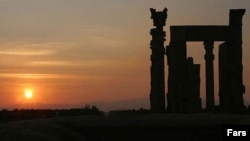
[149,8,246,114]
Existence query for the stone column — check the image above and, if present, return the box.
[149,8,167,113]
[204,41,215,112]
[226,9,246,113]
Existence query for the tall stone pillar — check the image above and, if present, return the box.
[149,8,167,113]
[166,27,187,113]
[219,42,228,112]
[227,9,245,112]
[204,41,215,112]
[218,9,246,113]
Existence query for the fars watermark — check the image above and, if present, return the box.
[223,125,250,140]
[227,129,246,136]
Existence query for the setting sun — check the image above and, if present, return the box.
[24,90,33,99]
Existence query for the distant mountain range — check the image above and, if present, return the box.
[4,103,74,110]
[88,98,150,112]
[2,98,150,112]
[3,97,249,112]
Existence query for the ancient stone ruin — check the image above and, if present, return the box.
[149,8,246,113]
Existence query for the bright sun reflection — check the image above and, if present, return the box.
[24,89,33,99]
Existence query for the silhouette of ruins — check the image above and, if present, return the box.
[149,8,246,113]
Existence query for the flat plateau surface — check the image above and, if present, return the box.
[1,114,250,141]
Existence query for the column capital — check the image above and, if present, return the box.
[204,41,215,61]
[203,41,214,48]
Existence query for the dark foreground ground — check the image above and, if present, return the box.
[0,114,250,141]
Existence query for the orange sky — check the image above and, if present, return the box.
[0,0,249,109]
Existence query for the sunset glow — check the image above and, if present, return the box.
[0,0,249,111]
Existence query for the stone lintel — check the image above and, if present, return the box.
[170,26,229,41]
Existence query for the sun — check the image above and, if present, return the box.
[24,89,33,99]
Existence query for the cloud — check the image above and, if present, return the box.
[29,61,79,66]
[0,73,84,80]
[0,50,53,56]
